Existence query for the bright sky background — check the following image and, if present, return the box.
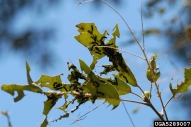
[0,0,188,127]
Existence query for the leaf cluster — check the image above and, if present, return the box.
[1,22,191,127]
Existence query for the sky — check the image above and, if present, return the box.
[0,0,189,127]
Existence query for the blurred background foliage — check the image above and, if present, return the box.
[143,0,191,121]
[0,0,191,123]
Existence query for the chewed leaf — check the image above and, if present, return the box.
[53,113,69,122]
[100,64,116,75]
[40,117,48,127]
[1,62,42,102]
[74,23,107,59]
[100,76,131,95]
[112,23,120,37]
[58,100,69,112]
[90,56,98,70]
[170,68,191,97]
[112,75,132,95]
[110,52,138,86]
[14,90,25,102]
[26,61,33,85]
[1,84,42,102]
[35,74,63,90]
[43,92,62,115]
[75,23,137,89]
[79,59,120,109]
[67,63,86,84]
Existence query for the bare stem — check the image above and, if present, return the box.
[149,82,153,98]
[77,0,94,6]
[121,98,164,120]
[76,102,104,121]
[120,99,149,106]
[131,92,143,99]
[148,101,165,121]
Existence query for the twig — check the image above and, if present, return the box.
[121,98,164,120]
[137,85,165,121]
[122,102,136,127]
[74,102,104,123]
[148,101,165,121]
[140,0,145,49]
[70,116,83,127]
[155,83,168,121]
[102,0,168,121]
[164,96,173,108]
[120,99,150,106]
[77,0,94,6]
[1,111,12,127]
[95,46,145,60]
[102,0,143,51]
[149,82,153,99]
[131,92,143,100]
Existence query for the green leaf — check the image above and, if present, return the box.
[100,64,116,75]
[26,61,33,85]
[43,91,62,115]
[112,23,120,37]
[40,117,48,127]
[74,23,138,87]
[90,56,98,70]
[35,74,70,92]
[100,75,131,95]
[67,63,86,83]
[1,61,42,102]
[55,113,69,121]
[113,75,132,95]
[1,84,42,102]
[58,100,69,112]
[146,53,160,82]
[170,68,191,97]
[109,52,138,87]
[74,23,107,59]
[79,59,120,109]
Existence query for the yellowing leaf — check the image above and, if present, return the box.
[170,68,191,97]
